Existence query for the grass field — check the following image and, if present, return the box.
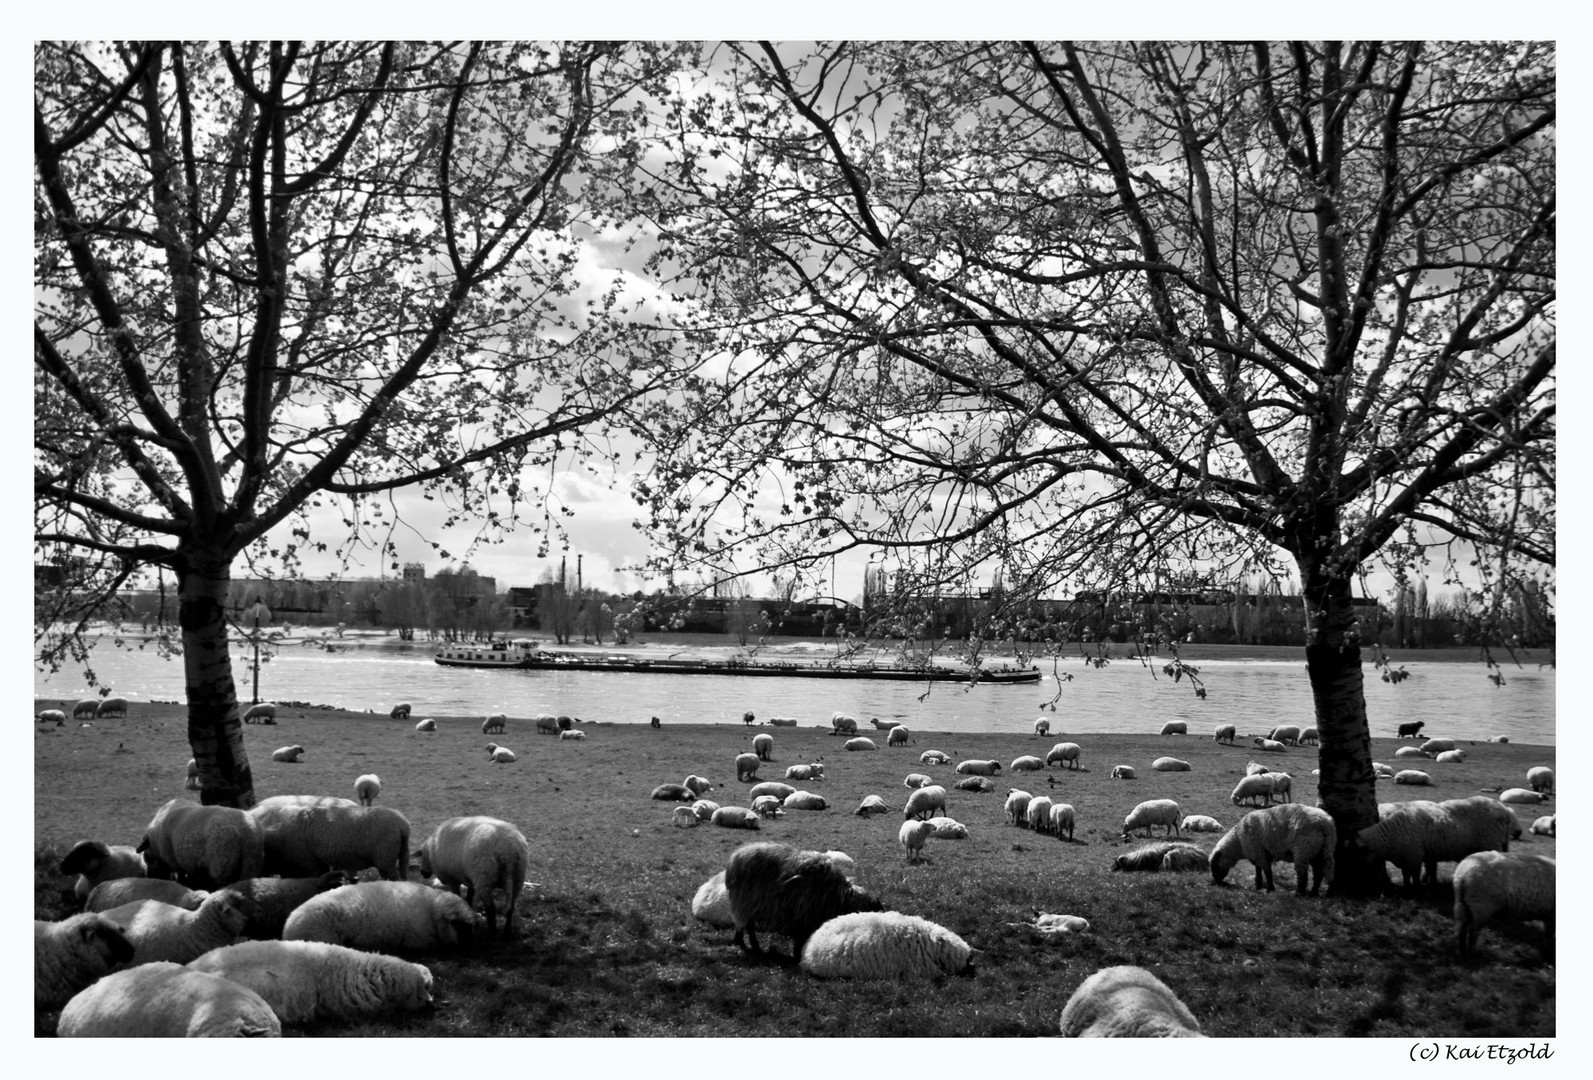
[34,698,1555,1039]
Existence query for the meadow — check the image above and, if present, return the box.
[34,698,1556,1039]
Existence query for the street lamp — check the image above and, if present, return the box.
[245,597,271,705]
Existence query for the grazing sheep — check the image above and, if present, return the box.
[1045,742,1082,769]
[1010,755,1045,773]
[418,816,530,939]
[354,774,381,807]
[1122,799,1183,839]
[1213,724,1237,744]
[753,733,775,761]
[56,962,281,1038]
[481,713,506,735]
[651,783,697,802]
[930,818,968,839]
[1498,787,1548,805]
[692,872,735,928]
[185,758,201,789]
[887,725,911,748]
[139,800,265,889]
[390,703,412,720]
[1034,717,1051,737]
[1252,738,1287,753]
[902,785,949,821]
[899,819,938,862]
[854,795,892,816]
[782,790,828,811]
[1356,796,1520,888]
[784,764,824,782]
[1005,789,1033,827]
[557,715,578,732]
[691,799,720,821]
[189,940,433,1024]
[1397,720,1425,739]
[736,752,762,782]
[1112,841,1208,873]
[684,774,714,795]
[251,801,410,881]
[747,781,796,801]
[1152,757,1191,772]
[60,840,146,904]
[1110,765,1136,780]
[271,744,306,764]
[1211,803,1337,894]
[95,695,129,718]
[84,878,206,914]
[535,714,560,735]
[1394,746,1427,758]
[1267,772,1293,803]
[1530,815,1555,837]
[414,718,437,733]
[282,881,476,952]
[209,872,353,940]
[751,795,784,819]
[903,772,935,789]
[1298,727,1319,746]
[1420,738,1459,754]
[725,842,884,957]
[1394,770,1433,786]
[712,806,762,830]
[830,713,859,736]
[1027,795,1055,836]
[72,698,99,720]
[1452,851,1555,959]
[1526,767,1554,794]
[37,707,66,725]
[485,743,517,762]
[242,703,277,724]
[1049,802,1076,841]
[1267,724,1302,746]
[1181,815,1223,833]
[99,891,257,965]
[955,758,1002,776]
[1058,965,1204,1038]
[920,750,951,765]
[845,737,878,752]
[954,776,996,792]
[35,913,136,1008]
[1159,721,1187,736]
[800,911,976,979]
[559,729,586,741]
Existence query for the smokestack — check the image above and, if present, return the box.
[559,556,567,590]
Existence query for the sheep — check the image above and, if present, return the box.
[59,840,146,904]
[1122,799,1183,839]
[1046,742,1082,769]
[56,962,281,1037]
[414,718,437,733]
[1034,717,1051,737]
[184,758,200,789]
[1024,912,1090,935]
[390,702,413,720]
[354,774,382,807]
[95,695,129,718]
[955,776,995,793]
[1394,770,1433,786]
[485,743,517,763]
[250,800,410,880]
[920,750,951,765]
[830,713,858,736]
[1245,761,1270,775]
[1211,803,1337,895]
[1373,762,1395,778]
[1010,755,1045,773]
[271,744,306,764]
[751,795,784,819]
[1420,737,1460,754]
[782,790,828,811]
[684,774,714,795]
[692,872,735,928]
[769,716,797,727]
[1394,746,1427,758]
[139,800,265,889]
[482,713,507,735]
[784,764,824,782]
[1026,795,1055,836]
[1267,772,1294,803]
[188,940,434,1024]
[1356,796,1520,888]
[651,783,697,802]
[887,725,911,748]
[955,758,1002,776]
[85,877,206,913]
[99,891,257,965]
[1112,841,1208,873]
[1431,749,1467,764]
[651,715,663,728]
[1181,815,1223,833]
[725,841,884,958]
[930,818,969,839]
[1049,802,1076,841]
[1488,735,1510,744]
[1159,720,1187,736]
[1213,724,1237,744]
[902,785,948,821]
[242,703,277,724]
[1110,765,1136,780]
[712,806,762,830]
[1530,815,1555,837]
[845,737,878,752]
[753,733,775,761]
[744,711,757,726]
[1252,738,1287,753]
[535,714,560,735]
[1058,965,1204,1038]
[1152,757,1191,772]
[854,795,892,816]
[800,911,976,979]
[1452,851,1555,959]
[72,698,99,720]
[903,772,935,789]
[1526,766,1554,794]
[35,913,135,1008]
[1232,773,1273,803]
[1499,787,1548,805]
[418,815,530,939]
[1397,720,1425,739]
[736,752,762,782]
[559,729,586,741]
[282,881,476,952]
[209,872,353,939]
[691,799,721,821]
[899,819,938,862]
[671,806,699,828]
[1267,724,1302,746]
[1298,727,1319,746]
[1005,789,1033,827]
[869,717,895,730]
[747,781,796,801]
[37,708,67,725]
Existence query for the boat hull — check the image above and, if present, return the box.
[432,650,1041,683]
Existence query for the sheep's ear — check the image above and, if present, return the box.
[134,836,150,854]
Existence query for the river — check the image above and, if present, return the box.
[35,636,1556,745]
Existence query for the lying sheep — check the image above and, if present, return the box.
[1253,738,1287,753]
[769,717,797,727]
[902,773,933,790]
[691,799,721,821]
[800,911,976,979]
[1049,802,1076,841]
[1210,803,1336,895]
[252,801,410,881]
[1159,721,1187,736]
[903,785,948,821]
[692,872,735,928]
[1058,965,1204,1037]
[486,743,516,762]
[95,695,129,718]
[1005,789,1032,827]
[56,962,281,1037]
[1356,796,1519,889]
[930,818,968,839]
[1420,737,1459,754]
[830,713,858,736]
[1453,851,1555,959]
[1213,723,1237,745]
[139,800,264,889]
[1152,757,1191,772]
[1526,766,1554,794]
[1024,912,1090,935]
[920,750,951,765]
[1394,745,1427,758]
[751,795,784,819]
[1373,762,1395,778]
[684,774,714,795]
[735,752,762,782]
[747,781,796,801]
[35,913,135,1008]
[242,703,277,724]
[673,806,700,828]
[1122,799,1183,839]
[1181,815,1223,833]
[887,725,911,748]
[782,790,827,811]
[651,783,697,802]
[272,744,306,764]
[1027,795,1055,836]
[712,806,761,830]
[1010,755,1045,773]
[954,776,995,792]
[354,774,381,807]
[418,816,530,938]
[189,940,434,1024]
[725,842,884,958]
[753,733,775,761]
[559,729,586,741]
[414,718,437,733]
[282,881,477,952]
[59,840,146,904]
[1530,815,1555,837]
[955,758,1002,776]
[845,737,878,752]
[1433,750,1468,764]
[99,891,257,965]
[1112,841,1208,873]
[900,819,937,862]
[210,872,353,939]
[390,703,413,720]
[1394,770,1433,786]
[84,878,206,913]
[1034,717,1051,737]
[1110,765,1136,780]
[854,795,892,816]
[1498,787,1548,805]
[1245,761,1270,775]
[784,764,824,782]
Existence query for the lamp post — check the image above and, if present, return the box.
[245,597,271,705]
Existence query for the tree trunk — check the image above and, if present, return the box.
[177,549,256,809]
[1299,556,1386,897]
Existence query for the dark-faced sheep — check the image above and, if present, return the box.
[724,842,884,960]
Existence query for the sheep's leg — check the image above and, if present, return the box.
[1295,859,1310,896]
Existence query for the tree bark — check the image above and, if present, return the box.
[177,549,256,809]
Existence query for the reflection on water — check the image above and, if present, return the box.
[35,641,1555,745]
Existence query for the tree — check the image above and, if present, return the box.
[35,41,686,807]
[631,41,1554,892]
